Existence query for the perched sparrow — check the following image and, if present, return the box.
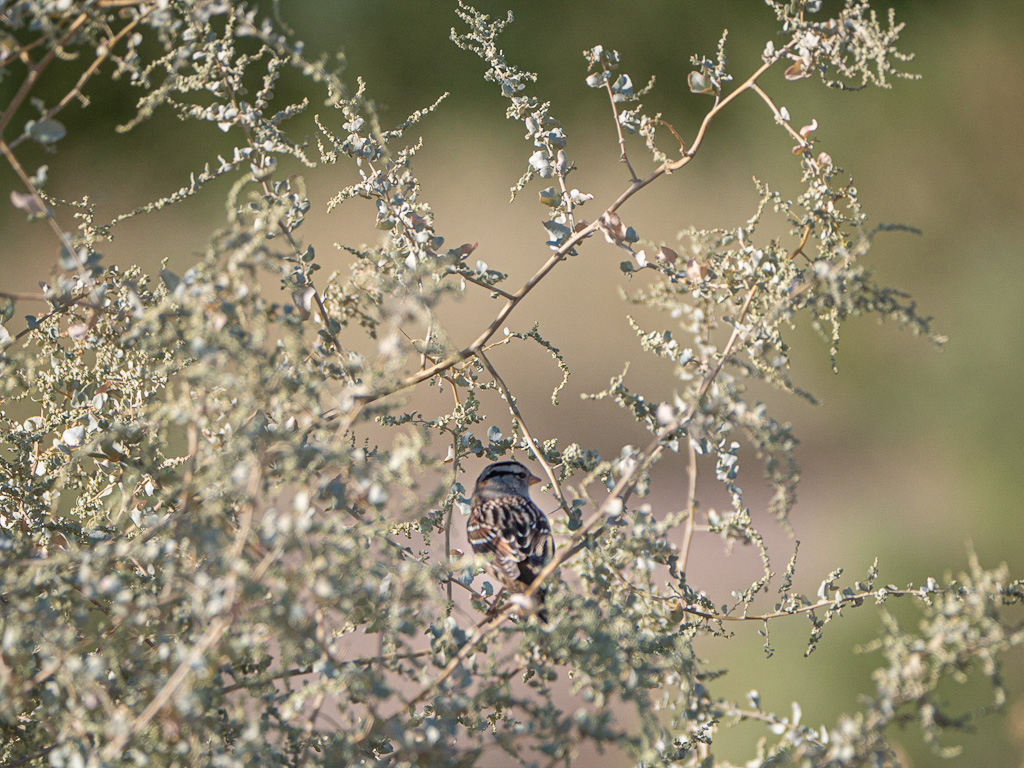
[467,461,554,619]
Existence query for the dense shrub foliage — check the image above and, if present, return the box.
[0,1,1021,766]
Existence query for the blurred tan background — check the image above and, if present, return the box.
[2,1,1023,764]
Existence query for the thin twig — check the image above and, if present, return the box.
[0,35,49,71]
[393,328,464,410]
[477,349,569,513]
[669,44,797,172]
[725,707,826,746]
[656,117,687,154]
[1,9,156,331]
[402,608,512,711]
[677,587,929,624]
[0,138,103,307]
[445,433,459,605]
[457,270,515,300]
[748,82,807,147]
[609,565,935,627]
[12,292,95,341]
[603,79,639,182]
[0,12,90,136]
[8,10,152,151]
[679,438,699,574]
[553,162,576,231]
[791,223,813,260]
[0,744,58,768]
[373,217,600,398]
[0,291,50,301]
[420,316,434,371]
[221,650,433,695]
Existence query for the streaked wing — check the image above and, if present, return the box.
[468,495,553,584]
[524,510,554,571]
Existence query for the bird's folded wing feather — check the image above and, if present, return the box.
[468,497,553,582]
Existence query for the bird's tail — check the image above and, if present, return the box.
[524,589,548,626]
[534,585,548,624]
[516,565,548,622]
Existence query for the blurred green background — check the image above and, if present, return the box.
[2,1,1023,764]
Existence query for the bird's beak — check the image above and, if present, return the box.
[528,472,541,486]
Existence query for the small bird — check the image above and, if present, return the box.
[467,460,555,620]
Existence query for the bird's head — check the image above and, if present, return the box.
[474,460,541,498]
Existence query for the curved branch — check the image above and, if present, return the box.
[358,43,797,406]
